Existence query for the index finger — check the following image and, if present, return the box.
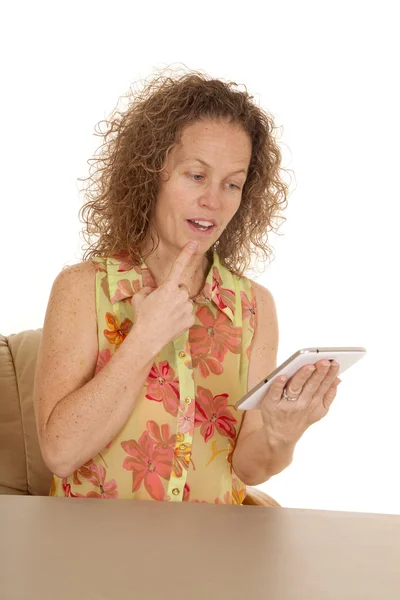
[167,241,198,283]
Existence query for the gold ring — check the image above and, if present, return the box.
[282,387,298,402]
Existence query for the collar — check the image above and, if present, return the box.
[106,250,237,323]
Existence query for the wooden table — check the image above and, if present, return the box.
[1,496,399,599]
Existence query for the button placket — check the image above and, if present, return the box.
[167,332,195,502]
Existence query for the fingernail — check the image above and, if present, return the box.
[188,241,198,250]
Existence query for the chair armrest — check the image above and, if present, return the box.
[243,487,280,507]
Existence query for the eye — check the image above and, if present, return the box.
[228,183,241,191]
[190,174,204,181]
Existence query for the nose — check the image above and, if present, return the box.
[198,184,222,211]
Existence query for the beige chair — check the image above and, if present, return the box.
[0,329,279,506]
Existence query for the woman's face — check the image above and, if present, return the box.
[149,119,252,255]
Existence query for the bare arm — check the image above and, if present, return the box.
[232,282,296,485]
[233,281,341,486]
[33,261,157,478]
[34,242,198,479]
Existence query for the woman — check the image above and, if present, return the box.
[33,70,341,503]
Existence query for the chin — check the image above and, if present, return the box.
[193,239,215,253]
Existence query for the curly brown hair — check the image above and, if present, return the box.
[79,66,292,276]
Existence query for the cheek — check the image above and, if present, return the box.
[153,189,185,222]
[224,198,242,221]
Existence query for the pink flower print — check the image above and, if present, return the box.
[190,305,242,362]
[70,463,118,498]
[121,431,172,500]
[215,491,232,504]
[95,349,111,375]
[191,353,224,378]
[112,252,141,273]
[146,421,175,458]
[211,267,236,314]
[70,459,94,486]
[76,464,118,499]
[92,259,107,274]
[141,267,156,289]
[240,290,256,330]
[145,361,180,416]
[183,483,191,502]
[195,386,237,443]
[111,278,141,303]
[62,482,77,497]
[119,260,138,273]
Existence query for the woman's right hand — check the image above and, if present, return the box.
[130,241,198,352]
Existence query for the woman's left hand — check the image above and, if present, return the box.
[260,360,341,445]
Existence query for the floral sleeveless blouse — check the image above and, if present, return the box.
[50,250,257,504]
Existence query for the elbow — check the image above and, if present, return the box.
[232,453,289,486]
[232,456,271,486]
[39,436,76,479]
[238,460,292,485]
[51,463,76,480]
[237,471,273,487]
[43,451,76,479]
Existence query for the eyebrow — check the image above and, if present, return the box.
[178,157,248,176]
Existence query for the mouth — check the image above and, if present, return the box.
[186,218,217,235]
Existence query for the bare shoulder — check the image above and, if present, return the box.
[45,258,99,349]
[55,259,98,292]
[44,260,99,331]
[246,279,279,388]
[236,279,280,440]
[247,280,278,342]
[251,280,277,317]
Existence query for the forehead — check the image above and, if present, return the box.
[172,119,252,165]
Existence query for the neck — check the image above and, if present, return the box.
[139,240,212,298]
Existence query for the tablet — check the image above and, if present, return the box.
[236,346,367,410]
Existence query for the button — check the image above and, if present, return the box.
[178,351,186,359]
[184,397,192,405]
[172,488,180,496]
[179,443,186,451]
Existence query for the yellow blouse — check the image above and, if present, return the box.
[50,250,257,503]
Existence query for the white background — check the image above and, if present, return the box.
[1,1,398,514]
